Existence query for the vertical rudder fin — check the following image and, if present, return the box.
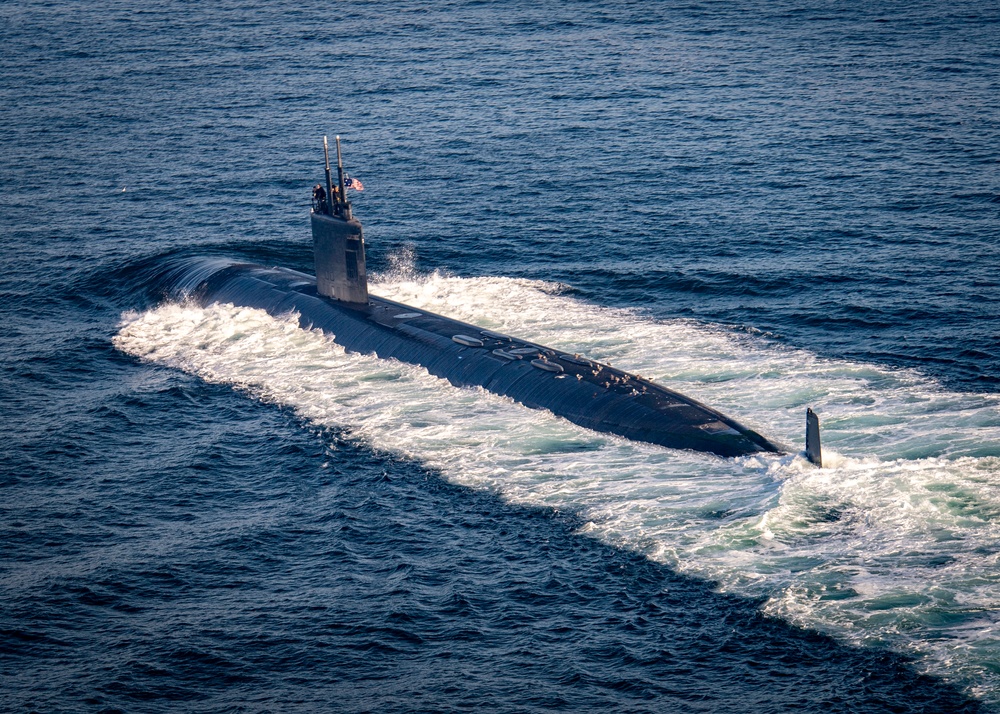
[805,408,822,466]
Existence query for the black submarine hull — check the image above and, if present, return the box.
[163,258,783,459]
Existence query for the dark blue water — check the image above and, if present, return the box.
[2,0,999,711]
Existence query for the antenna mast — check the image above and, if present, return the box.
[335,135,351,220]
[322,136,335,215]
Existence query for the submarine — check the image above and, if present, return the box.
[165,136,822,464]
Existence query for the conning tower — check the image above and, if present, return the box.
[311,136,368,304]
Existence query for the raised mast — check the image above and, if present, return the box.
[335,135,351,220]
[323,136,335,216]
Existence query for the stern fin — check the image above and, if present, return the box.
[805,408,822,467]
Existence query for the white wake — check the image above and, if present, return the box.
[114,270,1000,703]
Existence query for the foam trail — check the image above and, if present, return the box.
[114,271,1000,703]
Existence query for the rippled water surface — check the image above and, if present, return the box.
[2,1,999,711]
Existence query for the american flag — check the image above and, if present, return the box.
[345,177,364,191]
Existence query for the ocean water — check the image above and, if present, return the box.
[2,0,999,711]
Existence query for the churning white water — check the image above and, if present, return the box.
[114,270,1000,701]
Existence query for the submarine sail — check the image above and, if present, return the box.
[312,136,368,304]
[165,137,798,460]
